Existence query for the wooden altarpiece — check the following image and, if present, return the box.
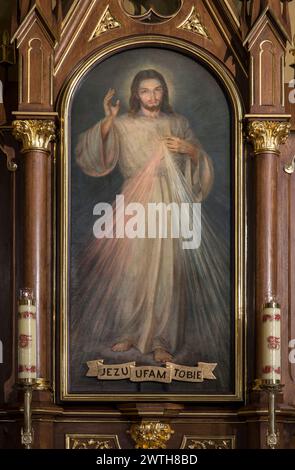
[0,0,295,449]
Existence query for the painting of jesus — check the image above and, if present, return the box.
[67,48,233,396]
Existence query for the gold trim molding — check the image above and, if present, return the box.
[180,435,235,449]
[247,120,291,155]
[128,421,174,449]
[58,35,245,403]
[12,119,56,152]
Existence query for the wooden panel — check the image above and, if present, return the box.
[259,40,275,106]
[28,38,44,104]
[0,154,13,405]
[248,27,285,113]
[280,132,295,406]
[19,23,53,111]
[0,131,19,405]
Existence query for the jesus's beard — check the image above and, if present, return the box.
[141,103,161,112]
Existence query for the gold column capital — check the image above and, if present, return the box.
[247,120,291,155]
[128,421,174,449]
[12,119,56,153]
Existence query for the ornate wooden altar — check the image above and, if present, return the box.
[0,0,295,449]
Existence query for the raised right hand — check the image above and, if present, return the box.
[103,88,120,118]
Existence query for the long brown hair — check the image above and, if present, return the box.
[129,69,173,115]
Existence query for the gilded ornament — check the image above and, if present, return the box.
[178,7,209,39]
[12,120,56,152]
[90,6,121,40]
[71,438,111,449]
[248,121,291,155]
[185,438,233,449]
[66,434,120,449]
[34,378,51,391]
[128,421,174,449]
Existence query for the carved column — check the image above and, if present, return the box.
[247,119,290,381]
[12,119,55,394]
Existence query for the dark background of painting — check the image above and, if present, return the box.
[68,47,233,395]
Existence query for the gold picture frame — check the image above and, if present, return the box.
[57,35,246,402]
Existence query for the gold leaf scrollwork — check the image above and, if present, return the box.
[70,438,112,449]
[128,421,174,449]
[12,120,56,153]
[180,435,235,449]
[89,6,121,40]
[178,6,210,39]
[247,121,291,155]
[65,434,120,449]
[186,439,233,449]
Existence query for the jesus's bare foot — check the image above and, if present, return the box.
[112,340,133,352]
[154,348,173,363]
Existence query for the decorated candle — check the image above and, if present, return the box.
[261,300,281,383]
[18,288,37,381]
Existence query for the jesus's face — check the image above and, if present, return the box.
[137,78,164,112]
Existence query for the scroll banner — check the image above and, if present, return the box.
[86,360,217,383]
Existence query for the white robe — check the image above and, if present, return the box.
[75,112,214,355]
